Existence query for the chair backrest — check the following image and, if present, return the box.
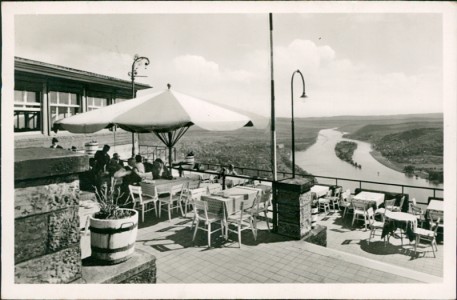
[193,199,209,220]
[169,184,184,201]
[140,182,158,198]
[352,199,367,212]
[334,187,342,198]
[260,189,272,205]
[429,211,443,224]
[398,196,405,209]
[326,190,333,197]
[385,198,396,210]
[187,180,200,190]
[189,187,207,202]
[128,185,142,204]
[206,183,222,195]
[366,207,375,224]
[411,205,423,216]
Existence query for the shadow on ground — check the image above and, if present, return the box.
[137,213,293,252]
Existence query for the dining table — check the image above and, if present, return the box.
[381,210,417,242]
[353,191,385,210]
[183,170,218,183]
[426,200,443,220]
[225,176,250,188]
[201,185,262,218]
[310,185,330,198]
[143,177,200,195]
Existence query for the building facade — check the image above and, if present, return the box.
[14,57,151,152]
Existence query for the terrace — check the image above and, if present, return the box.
[78,164,444,283]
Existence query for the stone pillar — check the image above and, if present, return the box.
[273,178,314,239]
[14,147,89,283]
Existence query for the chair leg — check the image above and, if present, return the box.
[207,223,211,247]
[192,220,199,241]
[178,200,184,217]
[238,224,242,248]
[168,203,172,222]
[264,211,270,231]
[414,236,418,256]
[142,204,145,222]
[249,217,257,240]
[343,207,347,218]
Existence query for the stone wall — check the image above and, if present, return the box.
[14,147,89,283]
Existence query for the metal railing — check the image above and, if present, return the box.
[139,145,176,162]
[173,162,443,205]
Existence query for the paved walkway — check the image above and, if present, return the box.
[133,210,442,284]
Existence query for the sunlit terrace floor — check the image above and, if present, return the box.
[109,207,444,284]
[317,209,443,278]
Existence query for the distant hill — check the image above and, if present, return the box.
[138,112,443,179]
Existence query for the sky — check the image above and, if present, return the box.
[14,12,443,118]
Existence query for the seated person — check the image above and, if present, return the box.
[107,153,124,177]
[151,158,171,179]
[135,154,145,173]
[144,158,154,173]
[227,164,238,176]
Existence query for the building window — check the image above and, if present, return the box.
[87,96,108,111]
[14,90,41,132]
[114,98,129,104]
[49,91,80,127]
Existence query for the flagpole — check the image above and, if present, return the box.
[269,13,277,181]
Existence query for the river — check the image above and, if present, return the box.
[295,128,443,202]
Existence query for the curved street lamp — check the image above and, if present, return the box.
[291,69,307,178]
[128,55,150,156]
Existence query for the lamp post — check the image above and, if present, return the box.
[128,55,150,157]
[291,69,307,178]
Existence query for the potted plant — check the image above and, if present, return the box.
[89,185,138,264]
[84,140,99,155]
[184,151,195,169]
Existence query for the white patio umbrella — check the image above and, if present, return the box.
[53,87,269,167]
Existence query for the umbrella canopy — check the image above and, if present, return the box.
[53,88,269,166]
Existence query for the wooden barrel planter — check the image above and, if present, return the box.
[89,209,138,264]
[85,142,99,156]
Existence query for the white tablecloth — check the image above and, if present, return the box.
[226,176,250,187]
[311,185,330,198]
[427,200,443,220]
[353,191,385,208]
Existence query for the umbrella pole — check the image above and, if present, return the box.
[168,132,173,173]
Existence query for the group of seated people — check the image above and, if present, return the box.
[88,144,172,196]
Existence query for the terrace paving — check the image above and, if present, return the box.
[318,209,444,278]
[131,208,442,284]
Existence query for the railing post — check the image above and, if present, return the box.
[222,171,226,190]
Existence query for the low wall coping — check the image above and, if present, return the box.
[77,249,156,284]
[15,147,89,181]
